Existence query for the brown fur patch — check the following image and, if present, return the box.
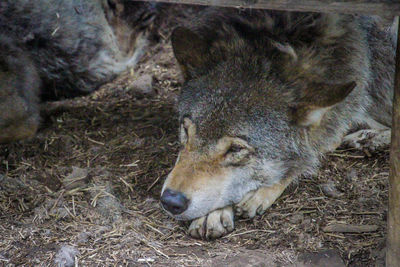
[166,147,229,197]
[165,130,254,200]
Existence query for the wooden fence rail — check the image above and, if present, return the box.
[134,0,400,16]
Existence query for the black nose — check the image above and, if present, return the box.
[161,189,189,215]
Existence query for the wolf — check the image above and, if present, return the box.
[160,8,396,239]
[0,35,41,143]
[0,0,157,143]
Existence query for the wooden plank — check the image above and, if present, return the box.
[134,0,400,16]
[387,16,400,267]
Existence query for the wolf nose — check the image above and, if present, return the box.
[160,189,189,215]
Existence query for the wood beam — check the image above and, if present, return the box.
[386,16,400,267]
[134,0,400,17]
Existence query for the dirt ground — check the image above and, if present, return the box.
[0,6,390,267]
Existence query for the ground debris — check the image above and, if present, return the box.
[323,223,379,233]
[89,170,123,223]
[321,181,343,198]
[62,166,89,190]
[292,250,345,267]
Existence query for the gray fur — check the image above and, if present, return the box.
[166,8,395,221]
[0,0,156,142]
[0,34,40,142]
[0,0,156,99]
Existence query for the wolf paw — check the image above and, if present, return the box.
[235,184,287,219]
[235,189,273,218]
[342,129,391,151]
[188,206,234,239]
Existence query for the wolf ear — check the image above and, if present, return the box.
[292,81,357,127]
[171,27,210,79]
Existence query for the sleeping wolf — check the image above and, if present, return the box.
[160,8,396,239]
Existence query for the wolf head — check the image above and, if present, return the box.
[161,10,363,220]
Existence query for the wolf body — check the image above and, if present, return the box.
[160,8,396,239]
[0,0,156,142]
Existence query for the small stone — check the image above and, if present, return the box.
[54,245,79,267]
[127,74,154,96]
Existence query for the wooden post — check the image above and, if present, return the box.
[387,16,400,267]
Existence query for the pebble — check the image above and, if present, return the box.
[127,74,154,96]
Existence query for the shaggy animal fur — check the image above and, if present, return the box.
[162,8,395,239]
[0,0,157,142]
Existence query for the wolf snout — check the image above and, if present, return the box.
[160,189,189,215]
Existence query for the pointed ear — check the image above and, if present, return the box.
[292,81,357,127]
[171,27,210,79]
